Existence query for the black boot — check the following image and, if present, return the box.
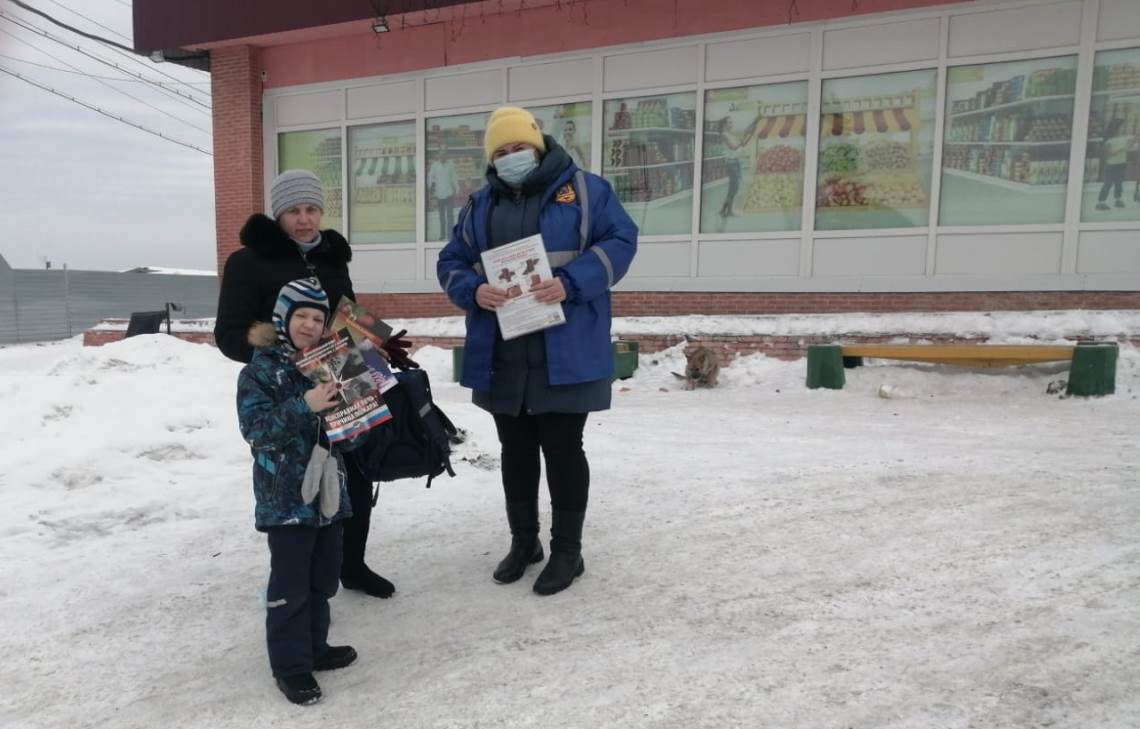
[493,501,544,584]
[314,645,357,672]
[533,509,585,596]
[341,567,395,598]
[276,673,322,706]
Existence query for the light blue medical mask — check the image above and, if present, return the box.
[494,149,539,187]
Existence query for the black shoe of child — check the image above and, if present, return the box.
[314,645,358,672]
[341,567,395,598]
[276,673,322,706]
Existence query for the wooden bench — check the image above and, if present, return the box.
[806,342,1119,397]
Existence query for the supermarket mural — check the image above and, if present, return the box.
[702,81,808,234]
[1083,46,1140,223]
[278,128,344,232]
[816,69,937,231]
[349,122,416,244]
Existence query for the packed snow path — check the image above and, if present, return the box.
[1,335,1137,728]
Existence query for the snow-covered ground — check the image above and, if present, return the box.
[1,327,1138,729]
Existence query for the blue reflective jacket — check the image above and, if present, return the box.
[437,164,638,392]
[236,345,358,531]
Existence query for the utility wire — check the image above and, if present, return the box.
[0,22,211,133]
[42,0,131,43]
[0,52,209,85]
[0,12,211,112]
[8,0,210,102]
[0,65,212,155]
[9,0,134,52]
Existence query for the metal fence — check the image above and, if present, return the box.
[0,256,218,344]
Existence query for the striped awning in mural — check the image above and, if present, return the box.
[823,107,919,136]
[753,114,807,140]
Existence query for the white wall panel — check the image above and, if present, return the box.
[1097,0,1140,42]
[351,249,418,285]
[604,46,698,92]
[948,1,1081,58]
[276,91,342,126]
[424,247,444,279]
[823,19,939,70]
[346,81,417,120]
[425,70,502,111]
[705,34,811,82]
[509,59,593,101]
[697,239,799,277]
[626,242,691,277]
[1076,230,1140,273]
[812,236,927,276]
[935,232,1063,275]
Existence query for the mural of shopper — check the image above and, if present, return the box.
[1097,118,1137,210]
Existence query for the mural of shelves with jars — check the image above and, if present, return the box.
[605,96,697,207]
[943,64,1076,191]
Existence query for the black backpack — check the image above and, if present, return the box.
[350,369,458,490]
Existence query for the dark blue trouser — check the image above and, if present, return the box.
[265,523,343,678]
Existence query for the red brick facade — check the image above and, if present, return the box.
[211,46,263,273]
[356,291,1140,319]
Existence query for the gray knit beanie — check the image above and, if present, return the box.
[270,169,324,219]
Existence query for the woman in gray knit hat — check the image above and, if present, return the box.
[216,169,416,600]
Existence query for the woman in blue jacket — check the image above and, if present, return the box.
[437,106,638,595]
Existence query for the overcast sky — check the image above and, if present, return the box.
[0,0,216,272]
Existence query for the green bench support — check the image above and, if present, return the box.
[806,345,846,390]
[1066,342,1118,397]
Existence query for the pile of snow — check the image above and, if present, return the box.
[1,332,1138,727]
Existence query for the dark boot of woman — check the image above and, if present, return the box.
[533,509,585,595]
[493,500,544,583]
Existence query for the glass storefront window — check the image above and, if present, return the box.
[701,81,808,234]
[425,112,488,241]
[532,102,592,170]
[348,122,416,244]
[939,56,1078,226]
[815,69,937,231]
[602,92,697,236]
[1082,47,1140,222]
[278,128,343,231]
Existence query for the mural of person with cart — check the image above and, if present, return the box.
[1095,118,1138,210]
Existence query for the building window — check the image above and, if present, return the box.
[939,56,1078,226]
[602,92,697,236]
[531,102,592,171]
[278,128,343,231]
[347,121,416,244]
[1082,47,1140,222]
[426,112,488,241]
[701,81,809,234]
[815,69,937,231]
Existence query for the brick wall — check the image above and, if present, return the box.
[83,330,217,348]
[211,46,263,273]
[357,291,1140,319]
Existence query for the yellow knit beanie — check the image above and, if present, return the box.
[483,106,546,161]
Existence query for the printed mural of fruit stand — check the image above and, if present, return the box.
[278,128,344,231]
[603,92,697,235]
[701,81,809,234]
[349,122,416,244]
[815,69,936,230]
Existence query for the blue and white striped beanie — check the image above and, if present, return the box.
[272,277,330,349]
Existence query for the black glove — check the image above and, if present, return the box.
[382,329,420,370]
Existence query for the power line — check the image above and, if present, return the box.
[0,12,211,113]
[0,65,212,156]
[9,0,135,52]
[42,0,131,43]
[9,0,211,102]
[0,52,209,85]
[0,22,211,133]
[2,4,212,103]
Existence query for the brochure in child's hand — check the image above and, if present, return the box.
[331,297,398,394]
[294,327,393,443]
[480,234,567,341]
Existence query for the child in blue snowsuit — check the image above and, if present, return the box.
[236,277,361,706]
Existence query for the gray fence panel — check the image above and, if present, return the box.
[13,271,69,342]
[0,258,16,345]
[0,263,218,344]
